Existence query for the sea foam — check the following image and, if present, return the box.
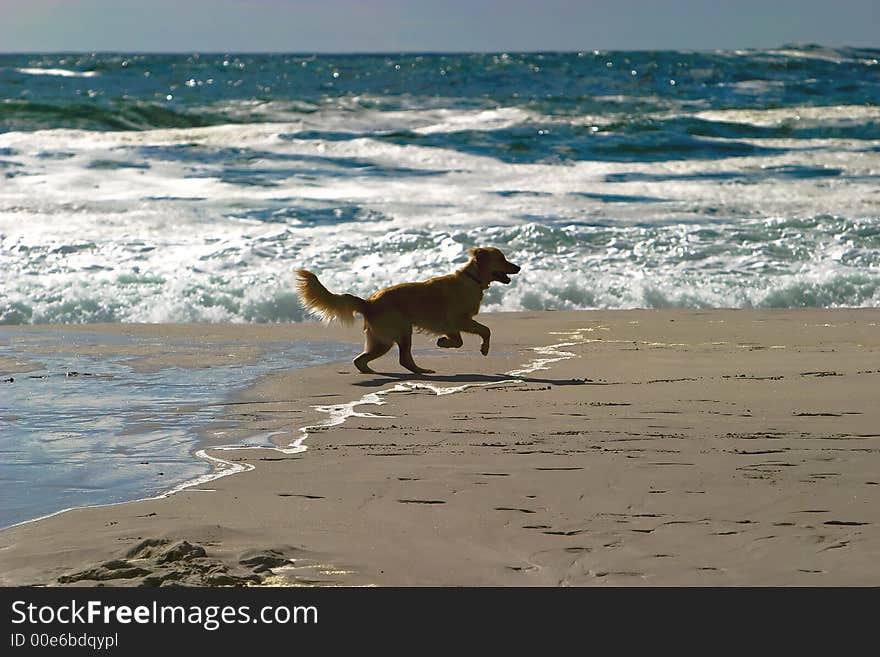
[2,49,879,323]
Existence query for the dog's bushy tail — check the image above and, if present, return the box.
[295,270,368,326]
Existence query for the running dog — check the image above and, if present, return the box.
[295,247,521,374]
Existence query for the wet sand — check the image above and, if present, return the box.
[1,309,879,586]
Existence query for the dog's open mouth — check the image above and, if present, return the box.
[492,271,512,284]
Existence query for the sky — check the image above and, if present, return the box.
[1,0,878,53]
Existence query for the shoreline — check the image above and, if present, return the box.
[1,308,879,586]
[0,323,359,530]
[0,313,577,533]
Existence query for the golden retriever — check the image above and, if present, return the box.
[295,247,521,374]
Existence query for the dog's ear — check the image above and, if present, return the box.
[469,247,491,280]
[468,247,487,262]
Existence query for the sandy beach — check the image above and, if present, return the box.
[1,308,879,586]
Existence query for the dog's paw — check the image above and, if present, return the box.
[480,343,490,356]
[353,360,376,374]
[437,336,462,349]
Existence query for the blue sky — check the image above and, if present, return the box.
[2,0,878,53]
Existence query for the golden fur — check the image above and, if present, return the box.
[295,247,521,374]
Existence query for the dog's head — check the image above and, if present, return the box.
[469,247,521,285]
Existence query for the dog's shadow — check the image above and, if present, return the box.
[351,372,590,388]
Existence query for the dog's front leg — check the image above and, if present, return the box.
[437,332,463,349]
[398,329,436,374]
[461,319,491,356]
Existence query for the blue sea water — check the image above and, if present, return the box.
[1,47,879,322]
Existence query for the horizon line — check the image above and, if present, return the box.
[1,42,878,57]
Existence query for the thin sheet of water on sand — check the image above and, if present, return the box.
[0,329,352,528]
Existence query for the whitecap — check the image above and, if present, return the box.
[15,67,100,78]
[693,105,880,128]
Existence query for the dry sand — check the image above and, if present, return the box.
[1,309,879,586]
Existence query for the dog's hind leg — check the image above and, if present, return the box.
[398,329,435,374]
[460,319,491,355]
[353,330,392,374]
[436,332,463,349]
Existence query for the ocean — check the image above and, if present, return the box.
[2,46,879,323]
